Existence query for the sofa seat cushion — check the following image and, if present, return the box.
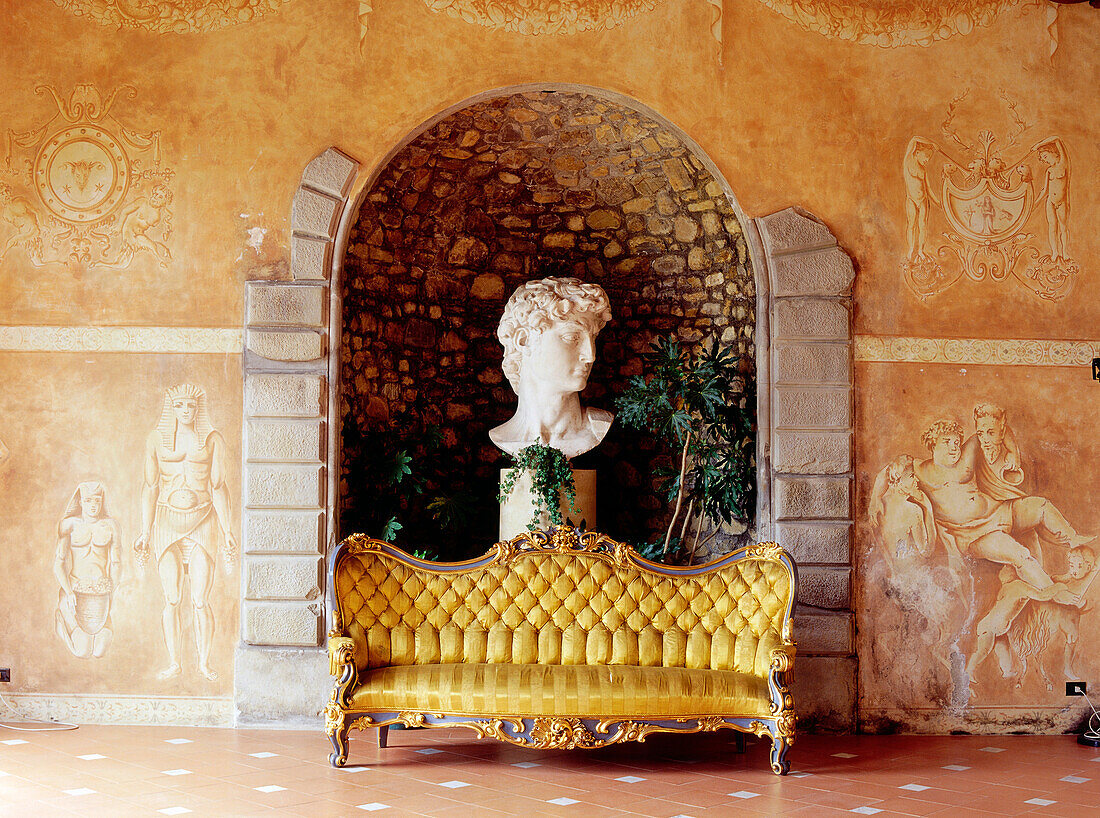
[349,663,772,718]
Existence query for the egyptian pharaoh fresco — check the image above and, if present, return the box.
[901,93,1078,302]
[54,482,122,659]
[868,403,1098,710]
[135,384,238,682]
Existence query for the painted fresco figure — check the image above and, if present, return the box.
[1032,137,1069,262]
[966,546,1098,686]
[134,384,237,681]
[915,418,1091,591]
[99,184,173,269]
[0,183,44,265]
[490,276,613,459]
[903,137,939,261]
[54,482,121,659]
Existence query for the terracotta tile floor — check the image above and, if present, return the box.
[1,723,1098,816]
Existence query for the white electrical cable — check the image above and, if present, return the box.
[1080,691,1100,743]
[0,691,79,732]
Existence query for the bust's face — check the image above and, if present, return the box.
[521,315,599,394]
[975,415,1005,463]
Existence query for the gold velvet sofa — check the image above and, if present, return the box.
[325,526,797,774]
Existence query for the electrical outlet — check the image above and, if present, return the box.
[0,668,9,683]
[1067,681,1087,696]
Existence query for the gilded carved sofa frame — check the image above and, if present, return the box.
[325,526,797,774]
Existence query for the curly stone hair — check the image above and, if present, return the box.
[497,276,611,391]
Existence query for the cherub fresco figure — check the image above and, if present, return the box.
[98,184,173,269]
[1033,137,1069,263]
[490,276,613,459]
[903,137,939,261]
[134,384,237,681]
[54,482,121,659]
[0,183,44,265]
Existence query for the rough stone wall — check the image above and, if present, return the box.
[340,90,754,554]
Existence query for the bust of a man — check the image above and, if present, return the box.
[490,276,613,459]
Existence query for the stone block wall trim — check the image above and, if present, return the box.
[244,555,324,601]
[1,694,233,727]
[246,282,326,327]
[246,329,324,362]
[758,206,839,257]
[244,373,325,418]
[243,600,324,647]
[775,522,852,565]
[793,611,855,655]
[791,656,857,732]
[797,566,851,610]
[244,463,324,509]
[291,234,333,281]
[245,418,324,463]
[301,147,360,200]
[243,509,325,555]
[0,325,242,354]
[855,334,1100,366]
[771,248,855,298]
[754,207,855,694]
[291,187,342,240]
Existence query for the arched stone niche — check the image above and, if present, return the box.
[236,85,856,730]
[339,89,755,555]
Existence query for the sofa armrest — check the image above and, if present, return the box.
[328,635,359,708]
[767,643,796,741]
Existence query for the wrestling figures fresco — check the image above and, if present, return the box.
[869,403,1098,708]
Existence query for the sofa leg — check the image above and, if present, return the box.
[769,736,790,776]
[733,731,746,753]
[377,725,389,749]
[329,726,350,768]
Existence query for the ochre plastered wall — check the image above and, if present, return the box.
[1,0,1097,730]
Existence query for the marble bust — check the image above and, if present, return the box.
[490,276,613,459]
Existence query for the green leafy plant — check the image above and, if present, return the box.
[499,442,578,531]
[616,335,755,562]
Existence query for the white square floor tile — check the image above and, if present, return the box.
[1,739,28,746]
[980,746,1006,753]
[832,752,858,759]
[1025,798,1056,806]
[255,785,286,793]
[437,780,470,789]
[942,764,970,771]
[899,784,930,792]
[729,791,760,799]
[1060,775,1089,783]
[416,748,444,755]
[615,775,646,783]
[669,815,698,818]
[851,808,883,815]
[63,788,96,796]
[547,798,580,806]
[78,754,107,760]
[164,738,192,745]
[249,752,278,758]
[356,804,390,812]
[158,809,192,816]
[161,769,192,776]
[340,766,370,772]
[512,761,541,769]
[790,772,814,778]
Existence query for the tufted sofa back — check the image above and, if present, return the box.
[332,535,795,679]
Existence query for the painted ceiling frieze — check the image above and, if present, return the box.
[417,0,664,34]
[50,0,292,34]
[755,0,1030,47]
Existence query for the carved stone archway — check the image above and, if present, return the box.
[235,87,856,729]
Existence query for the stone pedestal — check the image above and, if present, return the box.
[499,469,596,540]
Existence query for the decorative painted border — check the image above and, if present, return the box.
[855,335,1100,367]
[0,326,243,354]
[3,693,233,726]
